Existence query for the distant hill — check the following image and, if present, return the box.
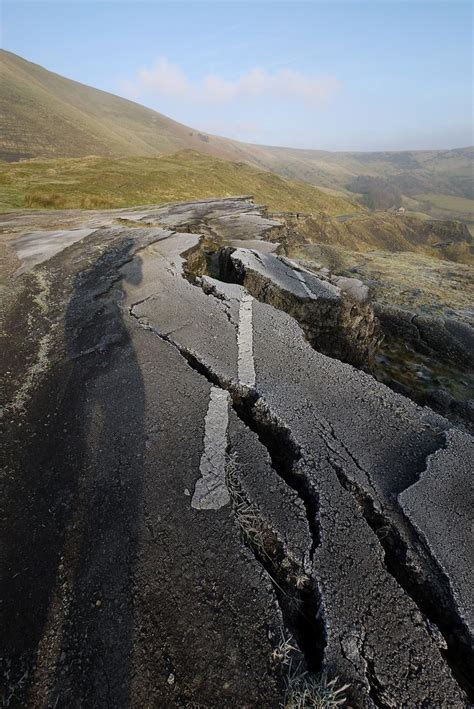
[0,49,251,162]
[254,144,474,197]
[1,50,472,221]
[0,150,360,216]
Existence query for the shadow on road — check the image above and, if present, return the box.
[0,240,145,707]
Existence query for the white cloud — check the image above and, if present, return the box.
[120,59,340,105]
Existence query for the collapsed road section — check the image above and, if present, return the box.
[1,198,473,707]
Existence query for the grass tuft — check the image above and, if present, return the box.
[24,190,66,208]
[284,670,350,708]
[225,453,275,560]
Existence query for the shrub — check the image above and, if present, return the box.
[79,195,112,209]
[24,191,65,208]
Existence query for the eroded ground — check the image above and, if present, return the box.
[290,245,473,323]
[1,198,473,707]
[288,242,474,428]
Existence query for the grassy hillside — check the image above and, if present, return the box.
[282,211,472,264]
[0,150,360,215]
[0,49,252,163]
[2,50,471,221]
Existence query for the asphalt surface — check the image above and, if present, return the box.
[1,198,473,707]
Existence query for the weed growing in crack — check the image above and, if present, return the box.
[271,629,299,667]
[225,453,276,562]
[1,658,29,708]
[270,632,350,709]
[284,669,350,709]
[225,453,311,595]
[225,451,326,679]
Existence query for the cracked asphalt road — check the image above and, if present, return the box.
[1,198,473,707]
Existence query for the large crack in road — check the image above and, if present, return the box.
[1,198,472,707]
[190,245,474,700]
[182,234,474,694]
[128,303,327,677]
[131,273,473,701]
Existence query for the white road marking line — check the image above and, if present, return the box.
[191,387,230,510]
[293,269,316,299]
[237,295,256,387]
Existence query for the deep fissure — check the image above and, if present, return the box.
[183,237,473,698]
[225,462,325,675]
[364,655,394,709]
[185,236,473,432]
[330,458,474,700]
[130,239,471,700]
[128,307,327,678]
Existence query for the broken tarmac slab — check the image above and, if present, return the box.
[1,197,473,707]
[152,249,471,704]
[13,229,96,274]
[399,428,474,642]
[216,246,380,367]
[375,302,474,369]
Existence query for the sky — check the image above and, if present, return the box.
[1,0,473,151]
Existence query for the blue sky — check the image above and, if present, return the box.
[2,0,472,151]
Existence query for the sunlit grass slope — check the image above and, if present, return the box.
[0,150,361,215]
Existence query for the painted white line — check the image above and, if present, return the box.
[237,295,256,387]
[293,269,316,299]
[191,387,230,510]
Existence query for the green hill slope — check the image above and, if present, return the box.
[0,49,247,162]
[0,150,360,215]
[1,50,472,221]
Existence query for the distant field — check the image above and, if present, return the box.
[413,193,474,218]
[0,150,361,216]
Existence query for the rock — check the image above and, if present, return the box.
[331,275,370,303]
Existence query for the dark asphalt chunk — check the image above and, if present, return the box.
[226,248,380,367]
[128,235,239,384]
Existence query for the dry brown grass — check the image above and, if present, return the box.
[24,191,66,208]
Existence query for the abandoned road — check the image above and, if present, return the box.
[1,198,473,707]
